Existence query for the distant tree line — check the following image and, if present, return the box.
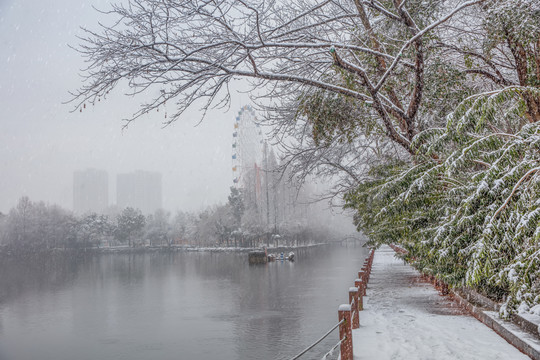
[0,189,344,252]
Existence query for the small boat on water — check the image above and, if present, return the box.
[267,251,294,262]
[249,249,295,264]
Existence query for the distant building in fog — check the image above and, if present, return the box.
[73,169,109,214]
[117,170,162,214]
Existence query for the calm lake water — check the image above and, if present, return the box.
[0,244,367,360]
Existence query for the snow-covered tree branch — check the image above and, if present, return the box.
[72,0,486,154]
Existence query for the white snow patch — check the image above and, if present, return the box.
[351,246,529,359]
[518,302,530,314]
[530,304,540,316]
[484,311,540,353]
[508,268,519,283]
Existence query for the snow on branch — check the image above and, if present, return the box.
[70,0,487,154]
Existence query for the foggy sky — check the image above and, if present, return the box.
[0,0,254,214]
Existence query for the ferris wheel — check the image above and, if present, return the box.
[232,105,265,190]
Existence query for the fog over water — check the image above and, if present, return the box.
[0,0,256,214]
[0,245,368,360]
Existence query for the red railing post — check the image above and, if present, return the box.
[356,272,366,296]
[354,278,365,309]
[359,268,365,284]
[338,304,353,360]
[362,263,369,278]
[349,287,360,329]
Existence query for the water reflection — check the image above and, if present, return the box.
[0,244,366,360]
[0,252,84,304]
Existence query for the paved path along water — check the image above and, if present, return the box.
[352,245,529,359]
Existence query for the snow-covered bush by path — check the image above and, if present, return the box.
[346,87,540,316]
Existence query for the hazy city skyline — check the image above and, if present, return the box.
[117,170,162,215]
[73,168,108,214]
[0,0,255,214]
[73,168,164,215]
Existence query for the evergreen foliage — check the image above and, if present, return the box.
[340,0,540,317]
[345,86,540,316]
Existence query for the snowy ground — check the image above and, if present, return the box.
[352,245,529,359]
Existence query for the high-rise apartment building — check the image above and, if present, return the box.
[73,169,109,214]
[117,170,162,214]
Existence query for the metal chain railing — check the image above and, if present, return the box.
[321,337,344,360]
[289,249,375,360]
[288,319,345,360]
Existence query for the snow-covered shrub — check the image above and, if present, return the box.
[346,86,540,316]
